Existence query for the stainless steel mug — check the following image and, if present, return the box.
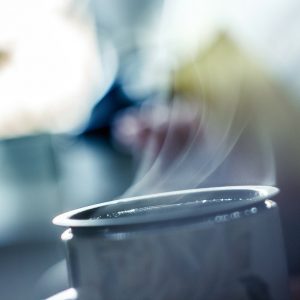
[49,186,290,300]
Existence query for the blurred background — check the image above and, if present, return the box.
[0,0,300,299]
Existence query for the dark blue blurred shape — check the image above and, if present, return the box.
[82,81,134,137]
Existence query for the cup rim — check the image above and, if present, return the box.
[53,185,279,228]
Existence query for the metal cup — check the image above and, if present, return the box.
[49,186,290,300]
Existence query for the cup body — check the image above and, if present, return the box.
[52,187,290,300]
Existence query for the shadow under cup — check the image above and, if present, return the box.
[51,186,290,300]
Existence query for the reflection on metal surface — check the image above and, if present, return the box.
[53,186,279,228]
[47,288,77,300]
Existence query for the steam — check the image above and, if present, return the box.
[119,34,276,197]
